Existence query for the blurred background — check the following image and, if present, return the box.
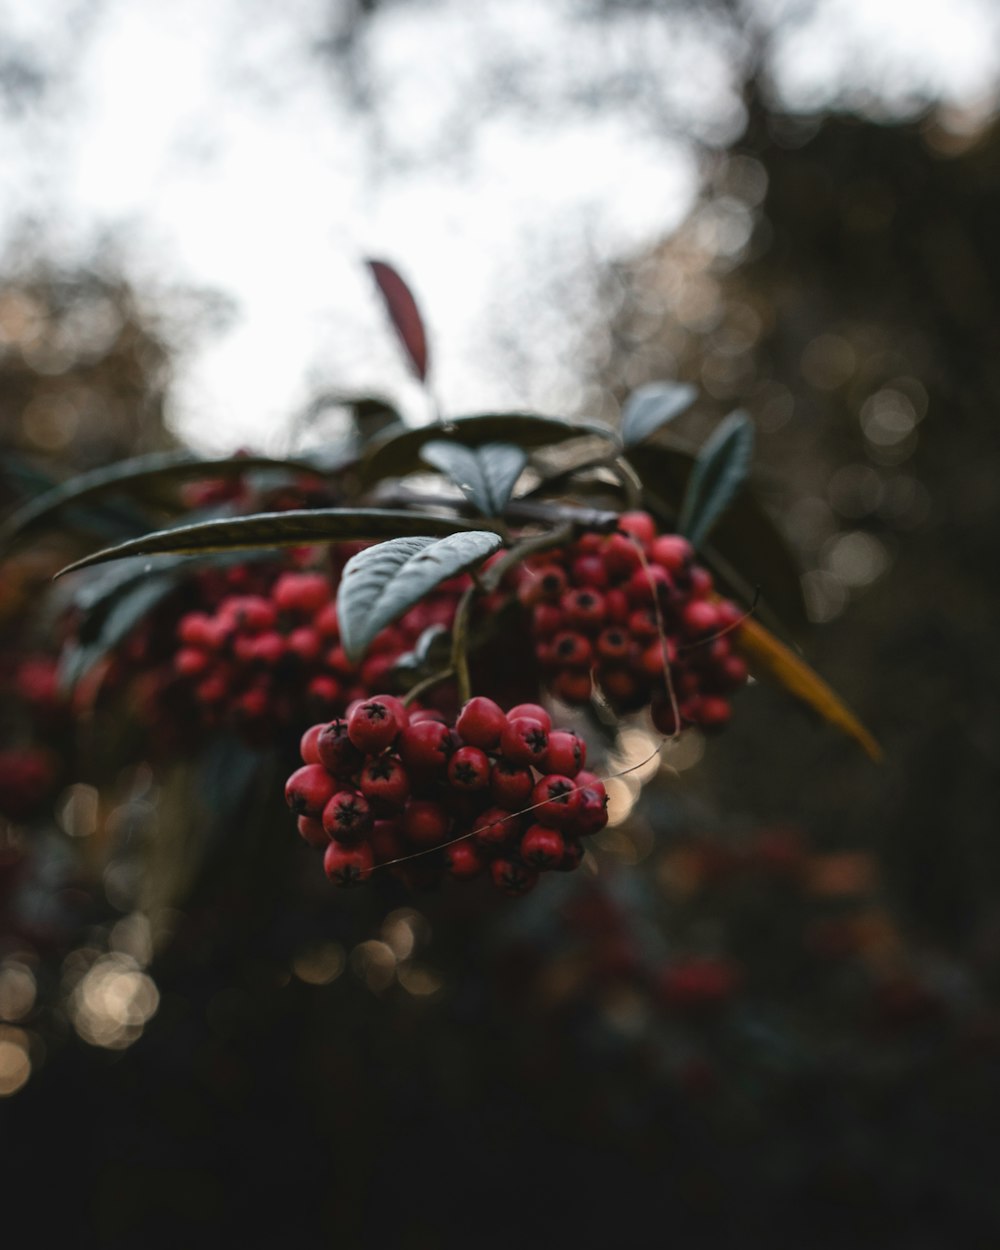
[2,1,1000,1246]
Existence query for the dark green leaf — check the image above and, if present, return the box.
[55,508,494,578]
[624,443,808,636]
[360,412,615,486]
[420,441,527,515]
[620,381,698,447]
[678,411,755,550]
[1,449,326,547]
[338,531,502,664]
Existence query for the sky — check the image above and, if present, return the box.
[0,0,997,454]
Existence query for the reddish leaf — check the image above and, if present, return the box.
[367,259,430,382]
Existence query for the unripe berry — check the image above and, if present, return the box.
[348,697,404,753]
[447,745,491,792]
[520,824,565,868]
[323,841,374,887]
[359,754,410,810]
[544,730,586,777]
[445,840,485,881]
[296,814,330,847]
[455,696,507,750]
[317,720,365,780]
[490,858,539,896]
[399,719,452,773]
[402,799,450,847]
[322,790,372,843]
[285,764,339,818]
[500,716,549,767]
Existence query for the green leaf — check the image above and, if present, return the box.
[678,411,755,550]
[620,381,698,447]
[1,449,326,547]
[338,531,502,664]
[360,412,614,486]
[54,508,494,578]
[420,441,527,515]
[624,443,808,636]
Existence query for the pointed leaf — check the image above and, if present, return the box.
[367,259,430,381]
[624,443,809,636]
[421,441,527,515]
[338,531,502,663]
[55,508,492,578]
[737,617,883,762]
[678,411,755,549]
[620,381,698,447]
[0,450,325,547]
[361,412,614,486]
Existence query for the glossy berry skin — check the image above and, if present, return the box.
[650,533,693,573]
[616,510,657,546]
[322,790,372,843]
[447,746,491,792]
[398,720,453,773]
[500,716,549,767]
[573,787,609,836]
[520,824,565,868]
[359,755,410,810]
[545,730,585,777]
[550,632,592,669]
[285,764,340,818]
[445,840,485,880]
[531,775,582,826]
[323,841,374,887]
[490,858,539,896]
[455,696,507,750]
[347,697,404,754]
[273,572,331,615]
[317,720,365,780]
[490,759,534,808]
[506,703,552,732]
[299,722,324,765]
[296,815,330,847]
[402,800,450,847]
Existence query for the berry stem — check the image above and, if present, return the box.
[480,521,576,593]
[402,666,456,706]
[450,585,477,706]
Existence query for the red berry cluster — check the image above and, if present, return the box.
[284,696,609,895]
[165,560,467,740]
[512,511,749,733]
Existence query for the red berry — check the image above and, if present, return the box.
[569,554,609,589]
[287,627,322,664]
[595,627,631,663]
[174,647,210,678]
[250,632,286,665]
[555,837,585,872]
[359,754,410,810]
[178,612,215,649]
[285,764,339,818]
[597,666,641,707]
[601,532,643,579]
[317,720,365,780]
[625,563,673,606]
[447,745,491,792]
[562,588,606,632]
[455,696,507,750]
[315,601,339,637]
[716,655,748,691]
[650,698,682,737]
[273,572,331,615]
[531,775,582,826]
[550,632,592,669]
[531,603,564,638]
[348,697,404,753]
[445,839,485,880]
[500,716,549,766]
[549,670,593,704]
[296,815,330,847]
[402,799,450,847]
[659,958,738,1009]
[307,674,342,706]
[528,565,568,604]
[323,841,374,887]
[650,534,693,573]
[688,566,714,598]
[691,696,732,731]
[473,806,521,850]
[572,786,609,836]
[369,819,405,864]
[490,858,539,896]
[299,723,325,764]
[616,511,657,546]
[398,720,453,773]
[544,730,586,777]
[682,600,721,637]
[520,824,565,868]
[321,790,372,843]
[490,759,534,808]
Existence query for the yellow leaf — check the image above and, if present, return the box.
[736,617,883,762]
